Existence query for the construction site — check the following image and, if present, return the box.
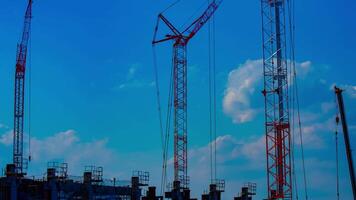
[0,0,355,199]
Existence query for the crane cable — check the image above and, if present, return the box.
[163,59,174,194]
[152,46,164,163]
[152,44,174,195]
[28,26,32,163]
[287,0,298,198]
[290,48,299,200]
[161,0,181,14]
[162,62,174,194]
[208,0,217,183]
[180,1,208,32]
[212,0,217,181]
[335,95,340,200]
[288,0,309,199]
[153,1,182,193]
[208,0,213,183]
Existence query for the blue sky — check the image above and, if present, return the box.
[0,0,355,199]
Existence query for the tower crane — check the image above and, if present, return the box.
[152,0,222,198]
[260,0,292,199]
[13,0,33,176]
[335,86,356,199]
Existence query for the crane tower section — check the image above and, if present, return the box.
[261,0,292,199]
[13,0,33,175]
[173,40,188,187]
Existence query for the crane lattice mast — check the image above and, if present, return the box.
[13,0,33,176]
[261,0,292,199]
[153,0,221,189]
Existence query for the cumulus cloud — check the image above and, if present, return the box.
[26,130,120,177]
[223,59,263,123]
[296,60,312,78]
[185,134,266,198]
[188,134,266,173]
[329,83,356,99]
[223,59,313,124]
[342,84,356,99]
[0,130,13,146]
[295,103,338,149]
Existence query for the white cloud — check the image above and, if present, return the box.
[21,130,165,183]
[223,59,313,124]
[223,59,263,123]
[190,135,240,164]
[128,65,137,79]
[238,136,265,162]
[321,101,335,114]
[114,64,154,90]
[295,107,337,150]
[296,61,312,78]
[330,83,356,99]
[0,123,9,129]
[186,134,266,198]
[0,130,13,146]
[28,130,120,177]
[189,134,266,173]
[344,84,356,99]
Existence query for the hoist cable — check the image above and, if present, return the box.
[287,0,299,198]
[161,0,181,14]
[162,52,174,194]
[294,70,309,200]
[290,39,299,200]
[288,0,309,199]
[28,28,32,163]
[152,46,165,162]
[180,1,208,31]
[153,45,165,194]
[208,0,213,183]
[212,1,218,180]
[152,45,173,195]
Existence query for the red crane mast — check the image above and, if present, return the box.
[13,0,33,176]
[153,0,222,190]
[261,0,292,199]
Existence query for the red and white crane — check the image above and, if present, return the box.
[153,0,222,191]
[261,0,292,199]
[13,0,33,176]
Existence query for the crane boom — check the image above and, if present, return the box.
[13,0,33,175]
[153,0,222,45]
[16,0,32,68]
[335,86,356,199]
[183,0,221,41]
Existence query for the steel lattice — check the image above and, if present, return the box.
[261,0,292,199]
[173,41,188,188]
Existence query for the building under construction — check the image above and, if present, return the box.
[0,162,150,199]
[1,0,355,199]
